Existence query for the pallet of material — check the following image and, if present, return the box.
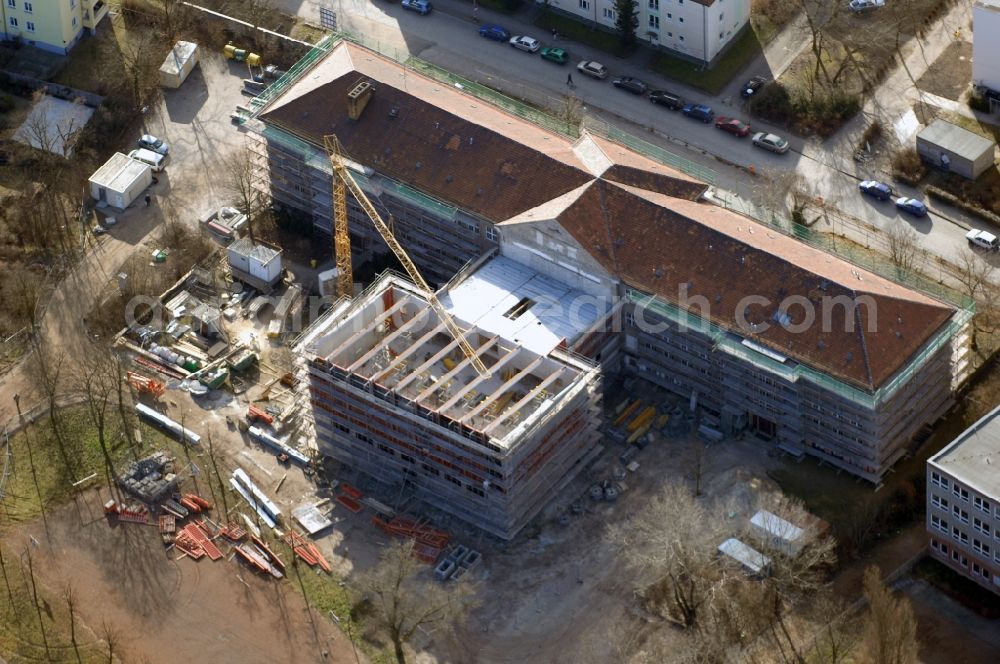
[222,524,247,541]
[174,532,205,559]
[185,493,212,510]
[372,515,450,549]
[158,515,176,533]
[307,543,331,574]
[179,496,203,514]
[118,507,150,524]
[251,535,286,573]
[162,498,189,518]
[336,495,363,513]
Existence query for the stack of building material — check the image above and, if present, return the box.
[183,523,223,560]
[282,531,331,573]
[372,514,451,562]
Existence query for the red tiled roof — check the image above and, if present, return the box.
[556,181,954,391]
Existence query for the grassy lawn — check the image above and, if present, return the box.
[649,26,763,95]
[533,12,634,59]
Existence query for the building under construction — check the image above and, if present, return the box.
[253,37,973,537]
[297,271,602,539]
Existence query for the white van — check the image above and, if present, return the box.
[128,148,165,172]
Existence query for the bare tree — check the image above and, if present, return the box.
[101,619,122,664]
[554,95,584,133]
[885,221,920,276]
[64,582,83,664]
[358,539,476,664]
[860,566,918,664]
[610,482,727,628]
[224,146,271,242]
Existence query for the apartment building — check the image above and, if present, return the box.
[927,405,1000,594]
[248,37,970,536]
[1,0,109,54]
[544,0,750,66]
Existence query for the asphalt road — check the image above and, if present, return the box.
[275,0,998,279]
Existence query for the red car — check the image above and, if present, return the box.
[714,117,751,137]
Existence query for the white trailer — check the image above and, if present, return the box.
[749,510,806,557]
[159,41,200,88]
[718,538,771,576]
[89,153,152,210]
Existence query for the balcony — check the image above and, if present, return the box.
[82,0,108,30]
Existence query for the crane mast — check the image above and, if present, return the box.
[323,134,491,378]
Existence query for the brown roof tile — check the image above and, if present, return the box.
[557,182,954,391]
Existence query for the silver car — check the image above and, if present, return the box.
[577,60,608,79]
[751,132,790,154]
[138,134,169,155]
[509,36,540,53]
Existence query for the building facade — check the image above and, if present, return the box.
[1,0,108,54]
[927,405,1000,594]
[249,38,970,536]
[543,0,750,66]
[973,0,1000,94]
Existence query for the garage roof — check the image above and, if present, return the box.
[918,119,996,161]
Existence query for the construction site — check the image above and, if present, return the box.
[297,270,603,539]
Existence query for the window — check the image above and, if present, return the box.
[603,7,615,18]
[931,472,949,489]
[974,538,991,557]
[485,226,499,243]
[953,506,969,524]
[667,31,673,36]
[5,0,13,8]
[648,0,658,7]
[952,526,968,544]
[72,16,77,26]
[23,1,31,11]
[70,0,76,6]
[25,20,34,31]
[8,17,16,27]
[679,35,684,41]
[931,514,948,534]
[975,496,992,514]
[719,32,724,39]
[954,485,970,502]
[578,0,589,8]
[932,494,949,511]
[649,15,659,28]
[625,312,635,327]
[666,12,672,18]
[679,16,684,22]
[975,517,992,536]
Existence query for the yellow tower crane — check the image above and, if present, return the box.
[323,134,491,378]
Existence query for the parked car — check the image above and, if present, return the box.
[540,47,568,64]
[895,197,928,217]
[751,132,790,154]
[479,24,511,41]
[649,89,685,110]
[966,228,999,250]
[401,0,432,14]
[714,117,751,137]
[138,134,169,155]
[741,75,769,98]
[509,35,540,52]
[682,103,715,123]
[858,180,893,201]
[612,76,648,95]
[577,60,608,79]
[849,0,884,12]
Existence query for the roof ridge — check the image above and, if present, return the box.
[852,294,876,389]
[594,180,621,275]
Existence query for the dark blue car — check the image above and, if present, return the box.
[401,0,432,14]
[858,180,892,201]
[895,197,928,217]
[479,24,510,41]
[682,103,715,123]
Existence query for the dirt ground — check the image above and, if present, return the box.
[6,491,357,664]
[916,41,973,102]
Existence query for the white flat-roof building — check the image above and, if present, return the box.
[749,510,806,557]
[927,404,1000,594]
[88,152,152,210]
[227,238,283,292]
